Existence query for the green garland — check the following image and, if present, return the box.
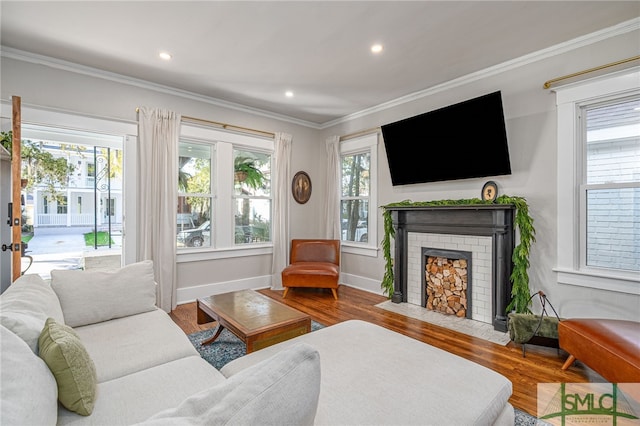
[380,195,535,314]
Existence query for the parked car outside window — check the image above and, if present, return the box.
[341,219,368,242]
[177,220,210,247]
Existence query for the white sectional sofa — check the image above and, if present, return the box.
[0,261,514,425]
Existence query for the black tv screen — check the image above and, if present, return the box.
[381,91,511,186]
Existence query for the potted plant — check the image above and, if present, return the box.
[234,156,265,190]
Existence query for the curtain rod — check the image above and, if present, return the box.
[339,126,381,141]
[543,55,640,89]
[135,108,275,138]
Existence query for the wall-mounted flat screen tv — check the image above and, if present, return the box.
[381,91,511,186]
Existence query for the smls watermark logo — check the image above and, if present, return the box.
[538,383,640,426]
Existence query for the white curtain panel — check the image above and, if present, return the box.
[324,135,341,239]
[137,107,181,312]
[271,132,292,290]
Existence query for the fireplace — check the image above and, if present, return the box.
[408,233,492,323]
[386,205,515,332]
[423,247,472,319]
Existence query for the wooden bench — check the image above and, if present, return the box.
[559,318,640,383]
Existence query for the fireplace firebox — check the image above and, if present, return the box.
[422,247,472,319]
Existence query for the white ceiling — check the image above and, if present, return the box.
[1,1,639,126]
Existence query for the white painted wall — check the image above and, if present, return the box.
[0,55,325,300]
[2,26,638,320]
[322,29,640,321]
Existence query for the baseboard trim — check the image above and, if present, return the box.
[176,275,271,304]
[176,272,384,305]
[340,272,385,296]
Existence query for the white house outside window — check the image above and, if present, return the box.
[555,68,640,294]
[340,133,378,255]
[582,97,639,272]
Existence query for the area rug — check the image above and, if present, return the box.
[187,320,325,370]
[376,300,511,345]
[515,408,550,426]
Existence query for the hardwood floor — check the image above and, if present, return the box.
[170,285,599,417]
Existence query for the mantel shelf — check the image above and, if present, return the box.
[384,204,515,211]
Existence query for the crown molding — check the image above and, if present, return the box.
[0,46,322,130]
[1,17,637,131]
[319,17,640,129]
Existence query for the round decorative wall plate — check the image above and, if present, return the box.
[292,171,312,204]
[481,181,498,202]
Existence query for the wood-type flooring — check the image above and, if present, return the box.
[170,285,601,417]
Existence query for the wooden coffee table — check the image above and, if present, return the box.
[196,289,311,353]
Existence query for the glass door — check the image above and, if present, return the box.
[19,125,124,279]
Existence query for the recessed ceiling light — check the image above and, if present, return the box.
[371,44,383,54]
[285,91,294,98]
[159,51,172,60]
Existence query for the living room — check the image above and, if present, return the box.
[2,2,638,318]
[0,2,639,425]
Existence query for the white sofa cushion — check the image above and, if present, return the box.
[74,309,199,382]
[0,273,64,352]
[0,325,58,426]
[51,260,157,327]
[57,356,226,426]
[222,320,513,426]
[137,343,321,426]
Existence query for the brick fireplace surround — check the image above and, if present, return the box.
[386,205,515,332]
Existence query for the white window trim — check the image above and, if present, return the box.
[554,68,640,295]
[177,124,274,263]
[340,133,379,257]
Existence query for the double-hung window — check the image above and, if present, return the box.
[176,124,274,256]
[340,133,378,255]
[555,69,640,294]
[57,196,68,214]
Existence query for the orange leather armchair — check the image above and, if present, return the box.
[282,239,340,299]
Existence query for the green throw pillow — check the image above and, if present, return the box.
[38,317,97,416]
